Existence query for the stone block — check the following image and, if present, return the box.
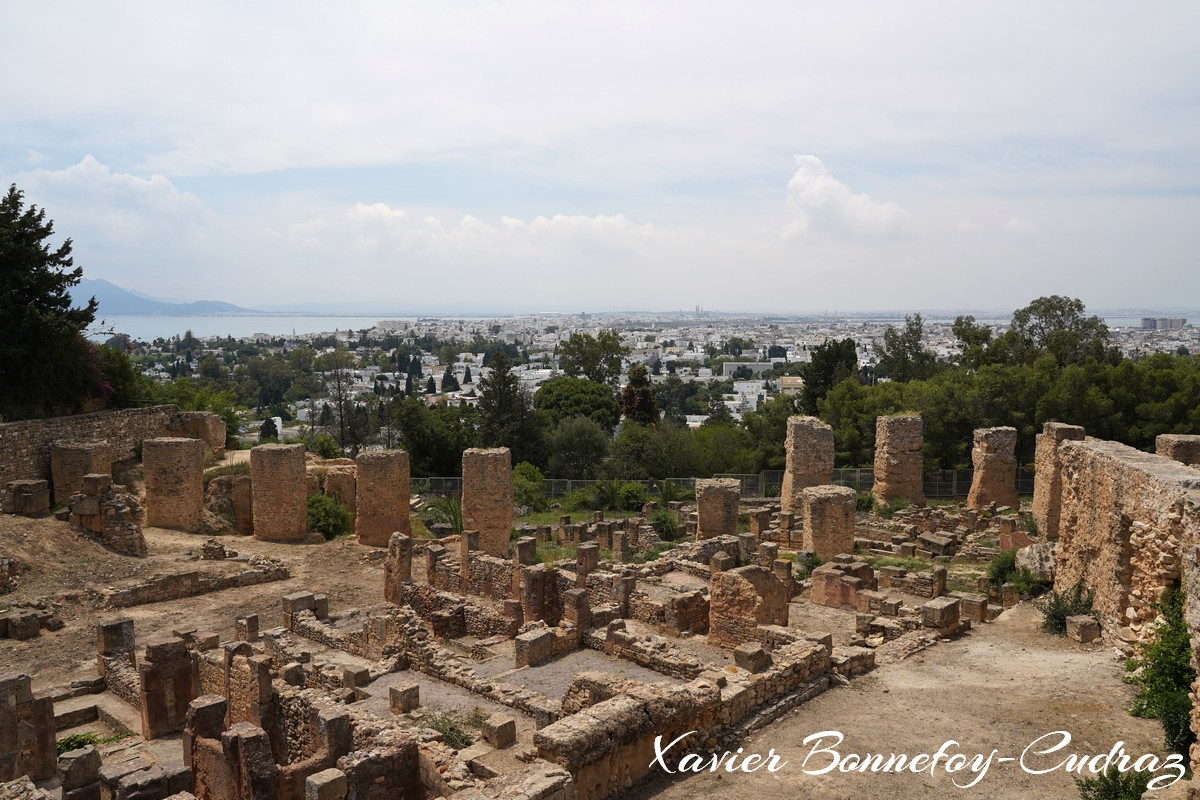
[920,596,960,632]
[59,746,102,791]
[389,683,419,714]
[732,642,771,673]
[305,768,347,800]
[482,714,517,748]
[1067,615,1100,643]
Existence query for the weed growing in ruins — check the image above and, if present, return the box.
[649,507,681,540]
[306,493,352,539]
[55,731,131,755]
[872,499,909,519]
[202,461,251,489]
[1126,586,1196,757]
[855,492,874,512]
[513,462,550,512]
[986,550,1049,596]
[423,494,463,534]
[793,552,823,580]
[630,541,680,564]
[653,479,694,504]
[1074,766,1150,800]
[537,542,577,566]
[424,712,475,749]
[1038,580,1095,635]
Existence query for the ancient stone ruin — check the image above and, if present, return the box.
[143,437,206,532]
[966,426,1019,509]
[694,478,740,540]
[250,444,308,543]
[1031,421,1085,539]
[354,450,410,547]
[800,484,856,559]
[461,448,513,557]
[872,414,925,507]
[1157,433,1200,467]
[779,415,834,514]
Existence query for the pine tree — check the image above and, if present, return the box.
[426,376,437,394]
[463,364,473,384]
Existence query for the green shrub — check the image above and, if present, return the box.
[56,731,130,755]
[203,461,252,489]
[795,552,823,580]
[513,462,549,512]
[649,507,681,540]
[1074,766,1150,800]
[306,493,352,540]
[561,487,594,512]
[1038,580,1095,635]
[423,494,463,534]
[856,491,874,513]
[423,713,474,750]
[873,499,909,519]
[618,481,647,512]
[1126,586,1196,756]
[307,433,342,459]
[987,550,1018,587]
[653,479,694,504]
[631,540,680,564]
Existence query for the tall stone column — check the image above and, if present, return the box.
[801,485,856,559]
[142,437,205,531]
[695,478,740,540]
[462,448,513,557]
[779,416,835,514]
[250,444,307,542]
[355,450,410,547]
[872,414,925,507]
[966,427,1019,509]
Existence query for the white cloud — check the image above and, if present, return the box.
[784,155,909,238]
[1004,217,1036,234]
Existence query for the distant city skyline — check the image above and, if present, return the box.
[3,2,1198,312]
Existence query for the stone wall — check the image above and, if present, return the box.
[708,565,789,648]
[251,444,308,543]
[694,478,740,540]
[1158,434,1200,467]
[105,559,289,607]
[354,451,410,547]
[205,475,253,536]
[800,484,856,559]
[50,441,112,505]
[966,426,1019,509]
[0,674,55,781]
[872,414,924,507]
[0,405,223,489]
[461,448,513,557]
[67,474,147,556]
[1054,438,1200,649]
[780,416,835,514]
[1032,422,1085,539]
[143,437,206,531]
[138,638,199,739]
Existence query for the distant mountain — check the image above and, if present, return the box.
[71,279,264,316]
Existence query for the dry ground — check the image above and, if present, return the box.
[1,513,1185,799]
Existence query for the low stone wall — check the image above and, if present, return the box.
[104,559,289,607]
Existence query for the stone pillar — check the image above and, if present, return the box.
[250,444,308,543]
[142,437,205,531]
[0,674,55,781]
[461,448,513,557]
[966,427,1019,510]
[51,441,111,505]
[355,450,410,547]
[383,533,412,603]
[801,485,856,559]
[138,638,197,740]
[1156,434,1200,467]
[780,416,835,514]
[872,414,925,507]
[1032,422,1085,539]
[695,478,740,540]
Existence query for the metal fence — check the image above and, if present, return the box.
[414,467,1035,500]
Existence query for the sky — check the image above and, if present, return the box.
[2,2,1198,314]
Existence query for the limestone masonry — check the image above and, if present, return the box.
[780,416,835,514]
[461,448,513,557]
[872,414,925,507]
[966,426,1019,510]
[354,450,410,547]
[142,438,205,532]
[250,444,308,543]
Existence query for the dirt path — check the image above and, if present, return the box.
[631,604,1177,800]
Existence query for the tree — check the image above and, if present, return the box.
[477,352,547,466]
[259,417,279,441]
[951,315,995,370]
[463,364,473,384]
[704,396,734,426]
[799,338,858,412]
[996,295,1116,366]
[557,329,629,387]
[619,363,660,426]
[534,376,621,431]
[0,184,104,419]
[545,416,610,479]
[426,376,437,394]
[876,314,939,382]
[441,365,460,392]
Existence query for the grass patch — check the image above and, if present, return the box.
[423,712,479,750]
[537,542,577,566]
[56,731,132,755]
[202,461,251,488]
[516,509,638,526]
[872,499,910,519]
[630,541,680,564]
